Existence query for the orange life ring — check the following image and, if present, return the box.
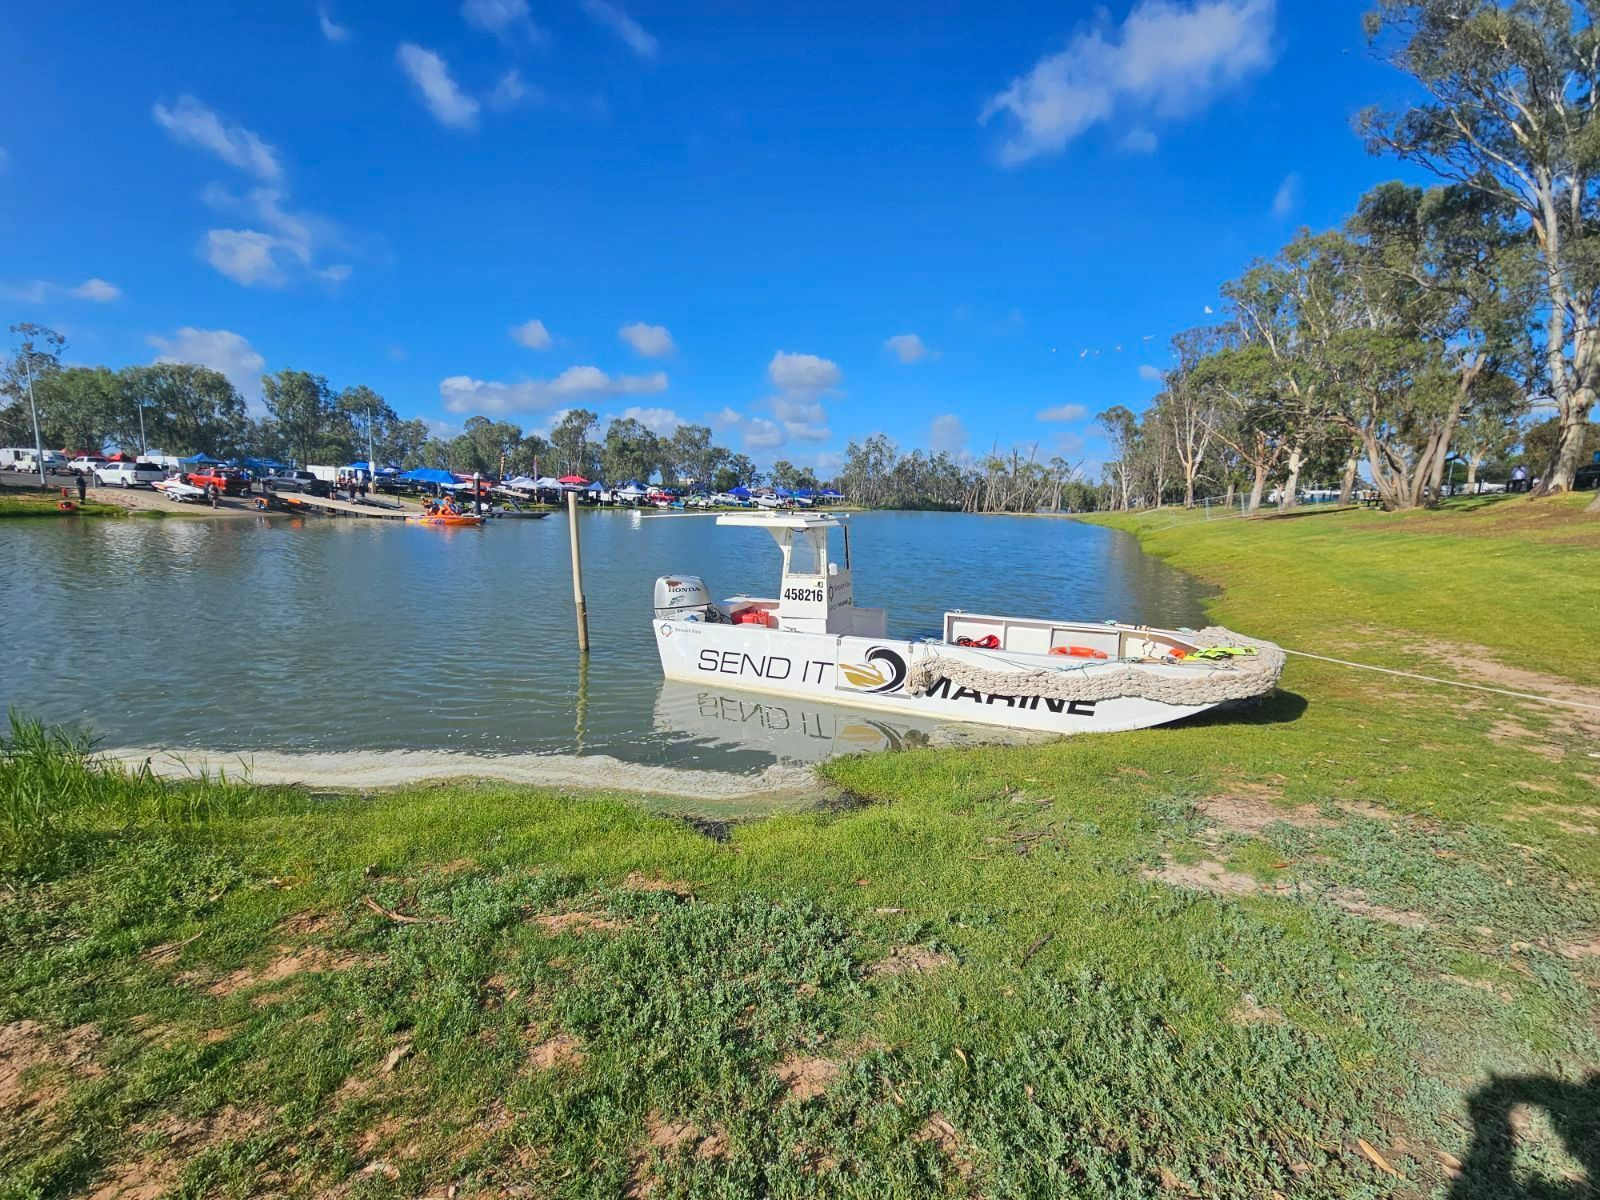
[1051,645,1108,659]
[57,500,76,511]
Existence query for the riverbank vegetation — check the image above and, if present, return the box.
[0,489,136,519]
[1095,4,1600,514]
[2,495,1595,1198]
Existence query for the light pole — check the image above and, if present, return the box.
[21,350,46,486]
[137,393,147,456]
[366,406,376,487]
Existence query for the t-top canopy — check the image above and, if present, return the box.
[716,512,843,531]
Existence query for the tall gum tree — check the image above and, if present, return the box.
[1361,0,1598,495]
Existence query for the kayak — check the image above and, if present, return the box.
[407,513,484,527]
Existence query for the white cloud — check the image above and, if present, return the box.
[397,44,480,130]
[579,0,658,58]
[4,277,122,304]
[153,95,282,181]
[206,230,286,287]
[768,351,841,392]
[200,185,353,288]
[884,333,927,364]
[1038,403,1088,422]
[462,0,544,42]
[148,327,266,408]
[743,418,783,449]
[511,318,552,349]
[1272,171,1301,219]
[619,322,675,357]
[439,366,668,415]
[619,406,682,435]
[1139,363,1166,382]
[70,278,121,302]
[980,0,1275,166]
[930,414,969,454]
[1121,126,1158,153]
[318,7,351,41]
[490,70,540,110]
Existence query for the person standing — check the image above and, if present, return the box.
[1509,464,1529,494]
[76,474,86,504]
[206,482,219,509]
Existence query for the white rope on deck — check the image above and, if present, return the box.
[1281,649,1600,714]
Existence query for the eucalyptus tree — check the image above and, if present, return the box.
[1194,344,1292,513]
[600,415,661,484]
[1362,0,1600,495]
[549,409,600,478]
[1,324,65,448]
[261,370,336,465]
[1155,327,1227,508]
[33,366,122,452]
[1336,181,1528,506]
[121,363,246,457]
[1096,406,1139,510]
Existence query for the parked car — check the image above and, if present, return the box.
[184,466,252,496]
[95,461,167,488]
[68,455,109,476]
[264,470,332,497]
[1575,461,1600,490]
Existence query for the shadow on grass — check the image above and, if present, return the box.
[1452,1073,1599,1199]
[1168,689,1309,731]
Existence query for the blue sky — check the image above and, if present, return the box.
[1,0,1424,473]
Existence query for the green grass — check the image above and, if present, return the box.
[2,499,1597,1198]
[0,491,129,519]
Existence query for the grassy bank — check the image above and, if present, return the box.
[0,491,133,519]
[2,498,1597,1198]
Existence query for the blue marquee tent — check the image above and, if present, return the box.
[728,486,752,499]
[179,452,222,464]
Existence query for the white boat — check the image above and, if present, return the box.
[652,513,1284,735]
[152,478,208,504]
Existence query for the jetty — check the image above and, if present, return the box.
[259,493,411,520]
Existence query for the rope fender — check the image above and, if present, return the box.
[903,626,1286,706]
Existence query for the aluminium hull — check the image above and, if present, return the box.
[653,621,1216,735]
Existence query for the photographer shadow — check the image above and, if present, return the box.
[1451,1074,1598,1199]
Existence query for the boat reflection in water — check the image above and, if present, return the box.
[650,680,1040,769]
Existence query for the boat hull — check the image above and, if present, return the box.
[406,514,484,527]
[653,621,1216,735]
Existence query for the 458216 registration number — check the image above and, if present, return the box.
[782,586,823,603]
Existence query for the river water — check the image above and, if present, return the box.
[2,510,1209,785]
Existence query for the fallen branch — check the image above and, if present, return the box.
[364,896,430,925]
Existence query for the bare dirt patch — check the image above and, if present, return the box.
[276,910,334,937]
[1554,935,1600,960]
[1145,856,1259,897]
[527,1032,585,1072]
[532,911,627,936]
[772,1055,842,1102]
[868,946,954,978]
[1197,793,1331,838]
[0,1020,102,1115]
[1488,720,1564,761]
[912,1111,973,1178]
[623,1114,729,1197]
[621,871,694,896]
[1310,885,1430,930]
[208,946,367,999]
[90,1105,266,1200]
[1229,994,1286,1025]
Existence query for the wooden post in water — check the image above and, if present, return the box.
[566,489,590,652]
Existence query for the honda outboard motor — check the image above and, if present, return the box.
[654,575,716,621]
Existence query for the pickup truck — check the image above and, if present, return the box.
[263,469,332,497]
[95,461,167,488]
[184,466,252,496]
[68,455,109,476]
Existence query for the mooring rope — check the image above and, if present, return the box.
[1281,648,1600,715]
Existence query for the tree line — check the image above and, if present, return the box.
[1099,2,1600,514]
[0,328,776,487]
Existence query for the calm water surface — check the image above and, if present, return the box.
[2,510,1209,775]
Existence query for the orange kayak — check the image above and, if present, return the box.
[407,513,484,527]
